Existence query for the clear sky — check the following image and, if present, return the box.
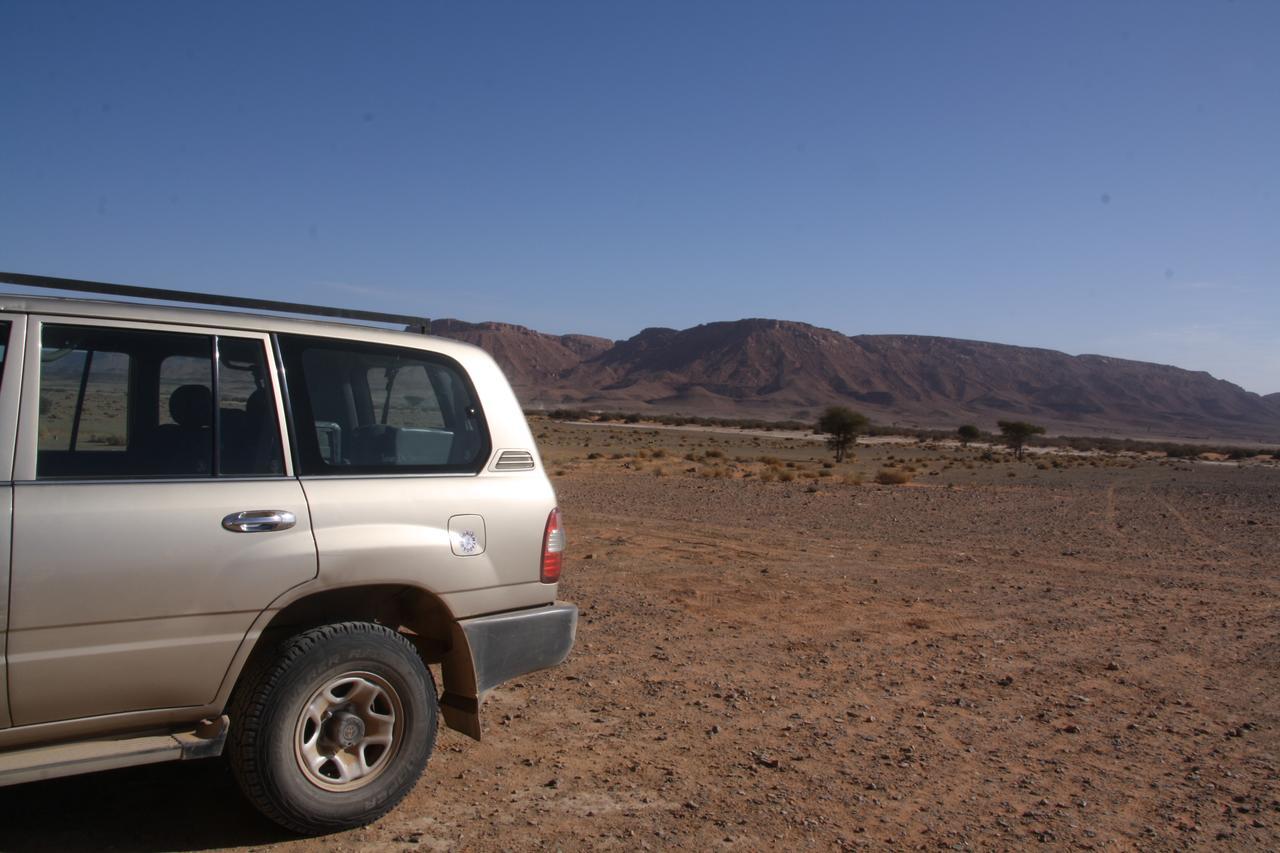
[2,1,1277,393]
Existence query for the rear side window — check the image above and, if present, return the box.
[278,334,488,475]
[36,324,283,479]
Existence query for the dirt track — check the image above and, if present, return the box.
[3,427,1277,850]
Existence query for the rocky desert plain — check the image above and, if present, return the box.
[4,419,1278,852]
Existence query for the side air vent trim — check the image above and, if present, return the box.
[490,449,535,472]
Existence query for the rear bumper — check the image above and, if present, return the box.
[458,602,578,695]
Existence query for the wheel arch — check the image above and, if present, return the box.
[217,584,483,740]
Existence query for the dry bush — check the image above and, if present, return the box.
[759,468,778,482]
[758,455,782,466]
[843,472,864,485]
[705,448,725,459]
[779,471,796,483]
[651,448,668,459]
[875,468,912,485]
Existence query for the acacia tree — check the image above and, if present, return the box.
[816,406,869,463]
[997,420,1045,460]
[957,424,980,447]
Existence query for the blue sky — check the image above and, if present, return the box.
[2,1,1277,393]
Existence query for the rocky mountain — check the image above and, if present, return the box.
[424,318,1280,442]
[421,320,611,394]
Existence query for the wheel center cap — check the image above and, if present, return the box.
[329,712,365,748]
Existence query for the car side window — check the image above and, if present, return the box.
[217,336,284,477]
[36,324,283,479]
[0,320,9,384]
[278,334,489,475]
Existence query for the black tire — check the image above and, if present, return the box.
[227,622,437,835]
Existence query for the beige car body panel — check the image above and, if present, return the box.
[0,293,567,761]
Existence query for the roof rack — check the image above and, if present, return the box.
[0,271,431,328]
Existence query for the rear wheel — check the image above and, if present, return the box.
[228,622,437,835]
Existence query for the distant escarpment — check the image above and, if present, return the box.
[423,317,1279,443]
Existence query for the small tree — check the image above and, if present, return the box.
[997,420,1045,460]
[957,424,980,447]
[816,406,869,463]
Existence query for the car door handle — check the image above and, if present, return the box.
[222,510,297,533]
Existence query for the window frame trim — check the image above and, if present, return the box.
[0,314,25,482]
[16,316,295,483]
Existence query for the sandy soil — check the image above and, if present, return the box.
[4,424,1277,851]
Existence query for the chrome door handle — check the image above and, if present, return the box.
[222,510,297,533]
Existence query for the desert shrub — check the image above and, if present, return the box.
[818,469,833,477]
[875,468,912,485]
[844,472,864,485]
[779,471,796,483]
[821,461,834,469]
[757,455,782,466]
[705,448,725,459]
[651,448,668,458]
[587,452,603,460]
[759,468,778,482]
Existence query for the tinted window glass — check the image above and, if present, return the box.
[279,335,488,475]
[0,320,9,384]
[39,325,211,478]
[217,337,284,476]
[36,326,284,480]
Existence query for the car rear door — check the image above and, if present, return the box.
[6,316,316,726]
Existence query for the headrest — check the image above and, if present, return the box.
[246,388,267,419]
[169,384,212,428]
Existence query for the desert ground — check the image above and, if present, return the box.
[4,420,1278,851]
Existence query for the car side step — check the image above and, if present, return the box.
[0,715,229,787]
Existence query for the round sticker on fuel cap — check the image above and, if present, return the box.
[448,515,486,556]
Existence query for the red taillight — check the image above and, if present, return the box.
[540,507,565,583]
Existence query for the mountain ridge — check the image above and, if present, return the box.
[423,317,1280,443]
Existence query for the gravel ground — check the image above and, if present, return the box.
[4,426,1277,851]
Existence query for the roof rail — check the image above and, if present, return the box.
[0,271,431,328]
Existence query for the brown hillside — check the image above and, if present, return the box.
[422,319,611,395]
[424,318,1279,442]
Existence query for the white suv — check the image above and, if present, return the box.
[0,272,576,834]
